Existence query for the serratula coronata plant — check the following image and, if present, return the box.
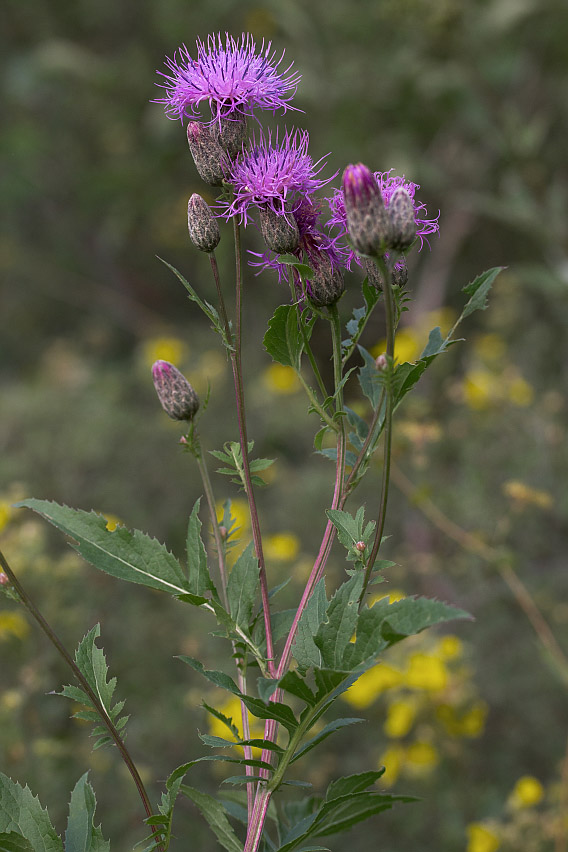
[0,31,504,852]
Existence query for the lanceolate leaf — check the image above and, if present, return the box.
[15,500,191,597]
[179,787,243,852]
[177,657,240,696]
[58,624,129,750]
[314,575,364,670]
[263,305,303,370]
[460,266,505,320]
[293,579,327,672]
[65,774,109,852]
[0,773,63,852]
[290,718,364,764]
[227,542,259,630]
[186,498,216,598]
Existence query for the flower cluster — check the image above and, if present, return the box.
[156,32,439,305]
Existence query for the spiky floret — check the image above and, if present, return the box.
[220,129,335,225]
[156,32,301,123]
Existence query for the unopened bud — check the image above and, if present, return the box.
[342,163,389,256]
[363,258,383,290]
[187,193,220,253]
[187,122,229,186]
[218,525,228,540]
[388,188,416,250]
[305,253,345,308]
[355,541,366,553]
[259,206,300,254]
[392,257,408,288]
[0,572,9,586]
[212,116,248,159]
[375,354,387,371]
[152,360,199,421]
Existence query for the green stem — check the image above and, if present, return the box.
[296,370,339,432]
[343,387,386,498]
[359,256,396,606]
[0,548,163,852]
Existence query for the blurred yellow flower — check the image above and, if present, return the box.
[0,612,30,641]
[0,501,12,531]
[369,589,406,606]
[463,369,501,410]
[216,499,250,534]
[503,480,552,510]
[507,375,533,407]
[509,775,544,809]
[102,513,124,532]
[1,689,24,711]
[473,333,506,364]
[466,823,500,852]
[142,336,188,368]
[379,744,406,786]
[436,635,463,660]
[384,699,417,738]
[262,364,301,394]
[372,328,421,364]
[264,533,300,563]
[404,740,439,775]
[436,701,488,738]
[404,653,448,692]
[343,664,403,709]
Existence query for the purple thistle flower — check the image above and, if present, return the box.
[327,168,440,268]
[156,33,301,123]
[220,128,336,226]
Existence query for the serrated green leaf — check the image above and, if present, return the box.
[314,575,364,670]
[65,773,109,852]
[0,833,33,852]
[238,695,299,737]
[312,791,413,839]
[227,542,259,629]
[58,625,129,751]
[460,267,505,320]
[290,718,363,765]
[179,787,243,852]
[199,735,284,754]
[356,346,383,409]
[186,499,217,598]
[375,595,471,643]
[0,774,63,852]
[325,771,384,800]
[15,500,190,597]
[293,580,327,672]
[177,657,240,695]
[202,703,240,739]
[277,671,316,707]
[263,305,303,369]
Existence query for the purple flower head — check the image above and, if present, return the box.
[250,196,346,304]
[328,168,440,268]
[221,128,336,226]
[156,33,301,124]
[152,360,199,421]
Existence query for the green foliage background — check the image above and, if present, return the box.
[1,0,568,850]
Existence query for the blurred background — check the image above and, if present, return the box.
[1,0,568,849]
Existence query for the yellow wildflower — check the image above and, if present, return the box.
[0,612,30,641]
[404,653,448,692]
[369,589,406,606]
[384,699,417,738]
[507,375,533,407]
[466,823,500,852]
[436,635,463,660]
[473,333,506,364]
[436,701,488,738]
[463,369,501,410]
[142,336,188,368]
[404,740,439,775]
[262,364,301,394]
[372,328,421,364]
[342,664,403,709]
[264,533,300,563]
[503,480,552,510]
[379,744,406,786]
[0,501,12,532]
[1,689,24,711]
[509,775,544,809]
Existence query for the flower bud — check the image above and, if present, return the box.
[342,163,389,256]
[0,572,9,586]
[375,353,387,371]
[305,253,345,308]
[259,205,300,254]
[152,360,199,421]
[388,187,417,250]
[363,258,383,290]
[187,193,221,253]
[212,116,248,159]
[355,541,366,553]
[392,257,408,288]
[187,122,229,186]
